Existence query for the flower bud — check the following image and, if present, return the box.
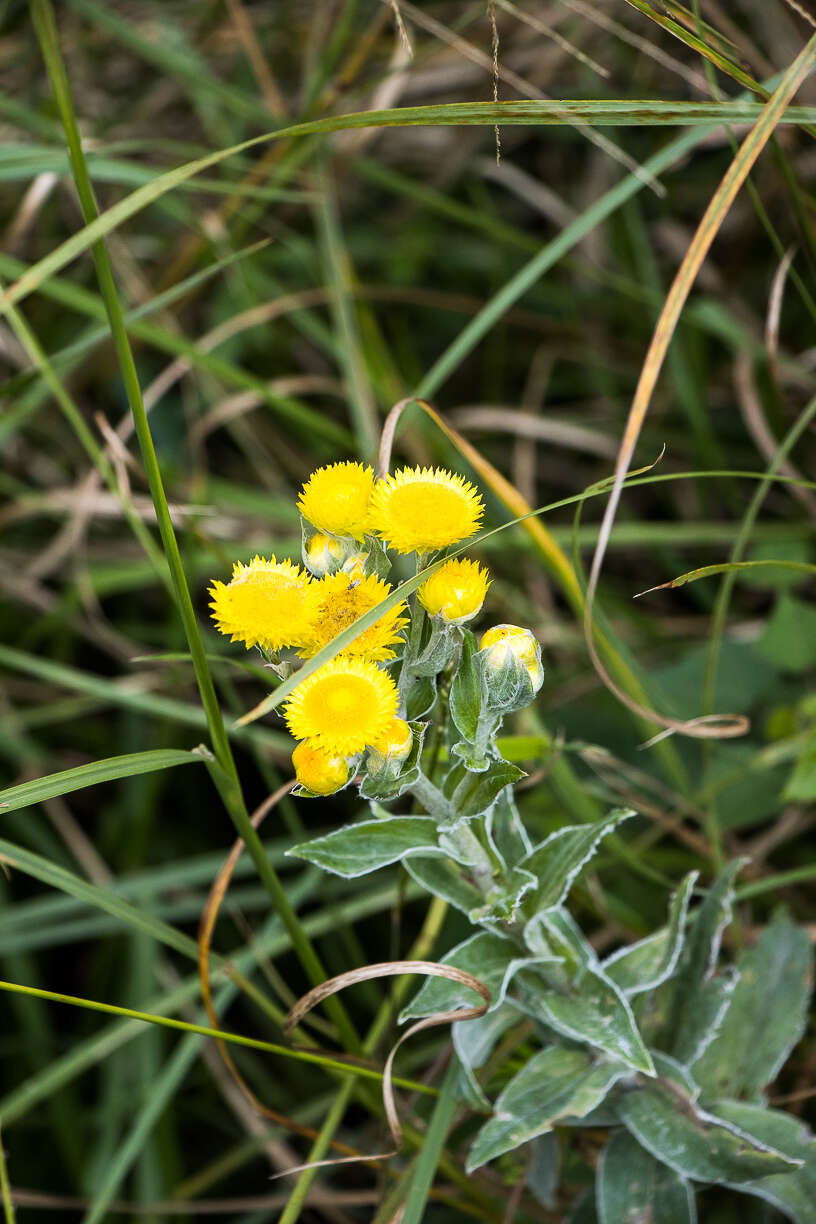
[418,558,490,624]
[302,533,349,578]
[292,739,350,795]
[366,716,414,777]
[478,624,544,711]
[341,552,369,581]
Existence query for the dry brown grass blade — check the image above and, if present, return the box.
[274,961,490,1176]
[582,31,816,743]
[196,779,357,1154]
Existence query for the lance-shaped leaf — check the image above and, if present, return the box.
[657,860,744,1059]
[403,855,484,916]
[466,1047,630,1170]
[453,1003,520,1108]
[288,816,444,878]
[603,872,698,995]
[450,628,481,742]
[716,1102,816,1223]
[489,789,532,869]
[616,1080,801,1184]
[519,810,635,910]
[518,964,655,1075]
[442,758,525,823]
[400,931,554,1021]
[693,915,813,1099]
[598,1131,697,1224]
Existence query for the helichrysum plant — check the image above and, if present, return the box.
[210,460,815,1221]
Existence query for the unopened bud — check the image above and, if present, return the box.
[292,739,350,795]
[418,558,490,624]
[366,716,413,777]
[478,624,544,710]
[303,533,350,578]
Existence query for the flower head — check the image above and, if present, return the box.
[418,557,490,623]
[298,462,374,540]
[209,556,313,651]
[479,624,544,693]
[369,466,484,555]
[292,740,349,796]
[299,572,408,661]
[284,656,399,755]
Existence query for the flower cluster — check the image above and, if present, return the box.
[210,459,540,797]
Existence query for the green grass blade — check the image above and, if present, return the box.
[0,748,207,815]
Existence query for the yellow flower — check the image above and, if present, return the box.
[418,558,490,623]
[297,462,374,540]
[479,624,543,691]
[299,572,408,662]
[366,716,413,775]
[284,657,398,755]
[369,466,484,555]
[209,556,313,651]
[303,533,347,578]
[292,740,349,796]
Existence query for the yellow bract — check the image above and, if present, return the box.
[418,557,490,623]
[209,556,313,651]
[291,740,349,795]
[298,461,374,540]
[284,657,399,755]
[299,571,408,661]
[369,466,484,555]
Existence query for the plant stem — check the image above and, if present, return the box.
[0,1124,15,1224]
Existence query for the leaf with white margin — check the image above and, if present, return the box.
[603,872,698,995]
[672,967,739,1067]
[616,1080,801,1184]
[598,1131,697,1224]
[656,861,743,1050]
[525,907,598,976]
[519,809,635,910]
[453,1002,520,1108]
[288,816,446,878]
[716,1101,816,1223]
[400,931,558,1022]
[466,1047,630,1171]
[693,915,813,1100]
[403,855,484,916]
[489,789,532,869]
[517,963,655,1075]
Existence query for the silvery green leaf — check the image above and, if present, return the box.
[616,1080,801,1184]
[716,1102,816,1222]
[442,758,525,822]
[603,872,698,995]
[467,1047,629,1170]
[598,1132,697,1224]
[519,963,655,1075]
[653,860,744,1058]
[525,907,598,977]
[400,931,556,1022]
[450,628,481,742]
[453,1003,520,1109]
[363,532,392,580]
[519,810,635,910]
[288,816,443,878]
[652,1050,700,1101]
[411,619,459,676]
[359,765,421,802]
[527,1133,560,1209]
[404,673,436,721]
[693,916,813,1100]
[670,967,739,1067]
[489,789,532,868]
[403,855,484,916]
